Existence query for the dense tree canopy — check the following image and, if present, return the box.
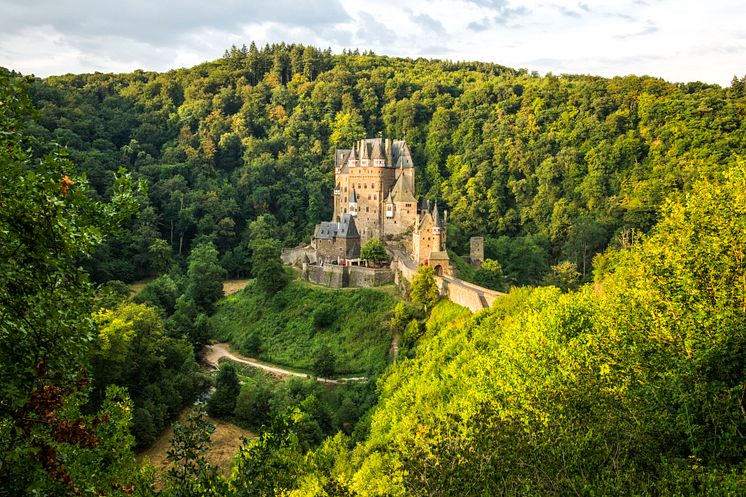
[23,44,746,287]
[0,68,143,495]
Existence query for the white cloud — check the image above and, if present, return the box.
[0,0,744,85]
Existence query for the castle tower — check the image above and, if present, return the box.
[329,137,417,243]
[432,201,442,250]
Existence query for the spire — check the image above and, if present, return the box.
[349,189,358,217]
[371,139,385,160]
[360,140,370,159]
[432,201,442,237]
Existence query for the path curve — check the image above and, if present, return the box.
[202,343,367,384]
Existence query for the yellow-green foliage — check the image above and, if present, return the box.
[303,164,746,496]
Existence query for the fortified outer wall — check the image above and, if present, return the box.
[391,256,503,313]
[305,265,347,288]
[292,245,503,311]
[348,266,394,287]
[303,265,394,288]
[437,276,502,312]
[282,247,317,266]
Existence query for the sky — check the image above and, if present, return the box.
[0,0,744,85]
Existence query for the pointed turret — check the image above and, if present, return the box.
[360,139,370,165]
[349,189,358,217]
[385,138,393,166]
[347,145,359,166]
[385,187,395,218]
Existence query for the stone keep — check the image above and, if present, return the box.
[331,138,417,242]
[470,236,484,267]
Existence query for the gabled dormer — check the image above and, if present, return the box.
[372,139,386,167]
[347,145,359,167]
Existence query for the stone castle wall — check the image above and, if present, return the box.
[392,257,503,313]
[303,265,394,289]
[281,247,317,266]
[305,265,347,287]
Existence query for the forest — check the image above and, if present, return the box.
[22,42,746,285]
[0,41,744,496]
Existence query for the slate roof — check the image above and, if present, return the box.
[335,138,414,169]
[429,251,449,260]
[386,172,416,203]
[315,222,339,240]
[313,214,360,241]
[337,213,360,239]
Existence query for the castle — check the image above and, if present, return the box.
[312,138,451,275]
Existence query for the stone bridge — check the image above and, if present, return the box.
[390,246,504,313]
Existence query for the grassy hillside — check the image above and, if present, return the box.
[210,278,399,375]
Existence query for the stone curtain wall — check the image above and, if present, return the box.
[348,266,394,287]
[303,265,394,288]
[392,257,503,313]
[281,247,317,266]
[438,276,503,312]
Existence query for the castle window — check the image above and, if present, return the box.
[344,197,347,202]
[368,195,371,200]
[371,183,374,188]
[366,207,369,212]
[344,208,347,213]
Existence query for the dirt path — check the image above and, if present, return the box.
[223,279,251,296]
[203,343,367,384]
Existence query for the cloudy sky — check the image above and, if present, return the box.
[1,0,744,85]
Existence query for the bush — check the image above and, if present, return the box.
[207,362,240,418]
[234,379,273,426]
[361,237,389,264]
[312,345,336,378]
[313,304,337,328]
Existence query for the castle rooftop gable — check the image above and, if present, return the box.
[315,221,340,240]
[338,213,360,239]
[389,171,416,203]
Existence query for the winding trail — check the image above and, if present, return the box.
[202,342,367,384]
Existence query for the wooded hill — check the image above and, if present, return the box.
[1,45,745,496]
[23,43,746,285]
